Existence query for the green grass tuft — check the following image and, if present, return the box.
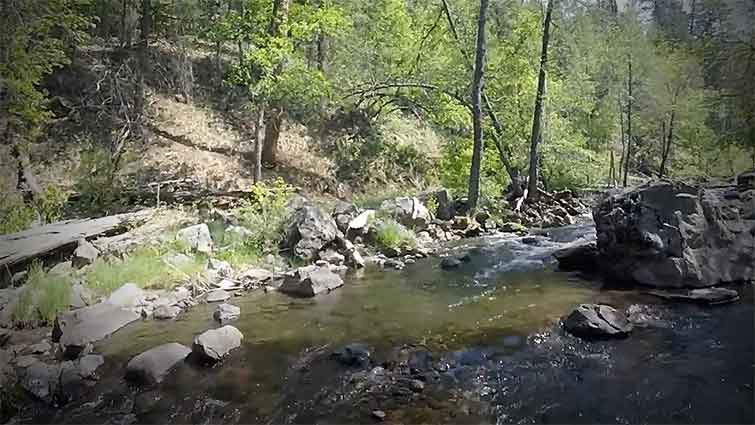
[373,218,417,251]
[12,263,72,327]
[86,246,206,295]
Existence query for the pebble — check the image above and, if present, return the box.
[371,410,386,421]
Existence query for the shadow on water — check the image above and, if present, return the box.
[21,221,755,424]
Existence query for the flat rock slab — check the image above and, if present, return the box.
[279,266,344,297]
[563,304,632,339]
[647,287,740,305]
[213,303,240,323]
[192,326,243,362]
[205,289,231,303]
[126,343,191,385]
[54,302,140,359]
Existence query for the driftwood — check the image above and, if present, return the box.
[0,212,149,284]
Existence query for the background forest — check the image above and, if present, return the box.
[1,0,753,232]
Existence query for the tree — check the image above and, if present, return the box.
[467,0,490,213]
[527,0,555,199]
[262,0,290,166]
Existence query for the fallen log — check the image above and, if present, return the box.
[0,211,150,285]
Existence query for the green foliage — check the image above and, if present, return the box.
[373,218,417,251]
[73,146,125,213]
[0,195,37,235]
[12,263,72,328]
[86,245,206,295]
[213,179,295,265]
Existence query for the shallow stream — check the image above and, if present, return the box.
[21,219,754,424]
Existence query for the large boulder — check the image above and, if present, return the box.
[279,266,344,297]
[593,180,755,288]
[192,326,243,362]
[563,304,632,339]
[126,343,191,385]
[19,355,104,404]
[284,206,339,261]
[53,302,140,359]
[553,242,599,272]
[379,197,431,230]
[176,224,213,254]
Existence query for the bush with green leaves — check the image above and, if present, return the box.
[372,218,417,252]
[12,263,72,328]
[0,185,68,234]
[73,146,125,213]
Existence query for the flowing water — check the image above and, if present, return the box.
[20,220,754,424]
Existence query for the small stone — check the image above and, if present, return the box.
[11,271,28,286]
[153,305,181,320]
[410,379,425,392]
[563,304,632,339]
[49,261,73,276]
[126,343,190,385]
[72,239,100,268]
[333,343,371,367]
[208,259,233,278]
[315,260,329,267]
[205,289,231,303]
[28,340,52,355]
[383,259,404,270]
[192,326,243,362]
[371,410,386,421]
[440,257,462,270]
[213,303,240,323]
[176,223,213,254]
[214,279,240,291]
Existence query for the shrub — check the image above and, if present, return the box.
[12,263,72,328]
[73,146,125,213]
[373,218,417,251]
[232,179,295,255]
[0,196,36,235]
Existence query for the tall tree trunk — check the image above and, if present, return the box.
[467,0,490,213]
[618,97,626,180]
[609,150,616,187]
[254,107,265,183]
[137,0,151,124]
[526,0,554,200]
[688,0,696,35]
[262,0,290,166]
[441,0,518,186]
[623,54,633,187]
[120,0,130,47]
[659,110,675,178]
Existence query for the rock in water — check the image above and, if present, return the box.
[563,304,632,339]
[54,302,140,359]
[126,343,191,385]
[379,197,431,230]
[153,305,181,320]
[440,257,462,270]
[176,224,213,254]
[205,289,231,303]
[72,239,99,268]
[279,266,344,297]
[283,206,338,261]
[647,287,740,305]
[593,180,755,288]
[213,303,241,323]
[333,343,371,367]
[192,326,243,362]
[553,242,599,272]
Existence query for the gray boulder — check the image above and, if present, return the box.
[379,197,431,230]
[593,180,755,288]
[53,302,140,359]
[69,283,94,310]
[126,343,191,385]
[563,304,632,339]
[72,239,99,268]
[332,201,359,233]
[647,287,740,305]
[176,223,213,254]
[107,283,149,310]
[19,361,61,403]
[213,303,241,323]
[192,325,243,362]
[553,242,599,272]
[440,257,462,270]
[318,249,345,266]
[348,210,375,235]
[279,266,344,297]
[19,355,104,404]
[205,289,231,303]
[284,206,339,261]
[153,305,181,320]
[208,259,233,278]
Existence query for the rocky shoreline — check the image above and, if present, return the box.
[1,172,753,422]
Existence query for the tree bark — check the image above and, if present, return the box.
[262,0,290,165]
[623,54,633,187]
[467,0,490,213]
[136,0,152,142]
[659,110,675,178]
[440,0,518,186]
[526,0,554,200]
[254,107,265,183]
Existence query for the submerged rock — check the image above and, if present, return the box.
[153,305,181,320]
[279,266,344,297]
[647,287,740,305]
[54,302,140,359]
[192,326,243,362]
[213,303,241,323]
[205,289,231,303]
[563,304,632,339]
[593,180,755,288]
[440,257,462,270]
[126,343,191,385]
[176,223,213,254]
[333,343,371,367]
